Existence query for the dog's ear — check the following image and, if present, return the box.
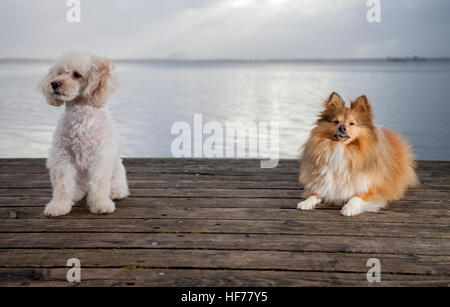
[325,92,345,110]
[84,56,118,108]
[351,95,372,116]
[38,68,63,107]
[319,92,344,121]
[351,95,374,124]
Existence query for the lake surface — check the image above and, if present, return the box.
[0,59,449,160]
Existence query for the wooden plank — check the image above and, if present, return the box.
[0,179,302,189]
[0,249,448,276]
[1,268,448,287]
[1,174,448,192]
[0,188,303,198]
[0,181,302,190]
[1,219,448,238]
[1,171,448,182]
[0,180,449,190]
[1,187,449,201]
[1,207,448,224]
[1,233,447,256]
[0,197,448,212]
[0,176,448,192]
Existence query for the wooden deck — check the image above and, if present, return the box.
[0,158,448,286]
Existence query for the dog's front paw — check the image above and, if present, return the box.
[44,201,72,217]
[297,195,321,210]
[111,186,130,200]
[297,200,315,210]
[341,197,364,216]
[88,198,116,214]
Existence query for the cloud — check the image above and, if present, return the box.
[0,0,449,59]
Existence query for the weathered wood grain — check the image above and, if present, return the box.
[1,249,449,276]
[0,158,448,287]
[1,268,448,287]
[0,207,448,224]
[0,233,448,256]
[1,188,449,201]
[0,197,447,212]
[1,218,448,239]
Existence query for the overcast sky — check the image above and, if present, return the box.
[0,0,449,59]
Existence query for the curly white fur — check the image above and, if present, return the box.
[39,51,129,217]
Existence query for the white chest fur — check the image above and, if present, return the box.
[306,145,370,204]
[54,105,117,170]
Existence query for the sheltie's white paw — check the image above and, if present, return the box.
[341,197,364,216]
[297,195,321,210]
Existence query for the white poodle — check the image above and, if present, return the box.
[39,51,129,217]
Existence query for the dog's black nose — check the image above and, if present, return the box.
[338,125,346,133]
[51,81,61,89]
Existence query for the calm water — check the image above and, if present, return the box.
[0,59,449,160]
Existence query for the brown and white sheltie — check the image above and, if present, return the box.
[297,92,419,216]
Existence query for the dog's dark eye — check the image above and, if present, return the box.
[73,71,82,79]
[349,122,355,126]
[333,120,339,124]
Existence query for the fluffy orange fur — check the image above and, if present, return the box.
[299,92,418,211]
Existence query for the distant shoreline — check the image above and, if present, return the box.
[1,57,450,64]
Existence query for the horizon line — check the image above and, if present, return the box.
[1,56,449,62]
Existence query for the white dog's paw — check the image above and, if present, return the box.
[110,186,129,200]
[341,197,364,216]
[44,201,72,217]
[297,195,321,210]
[88,198,116,214]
